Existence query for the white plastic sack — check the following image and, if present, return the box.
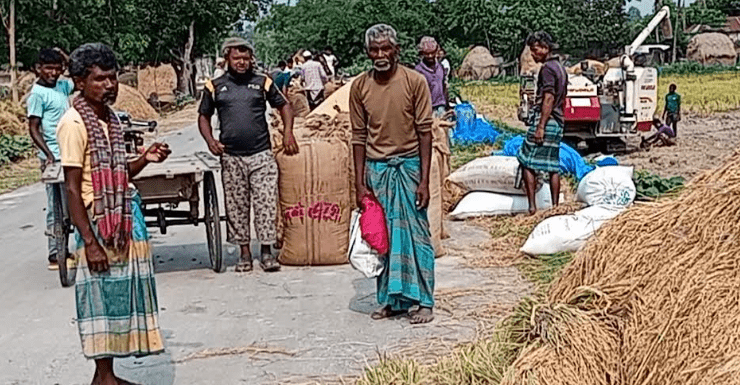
[348,210,384,278]
[449,184,560,220]
[447,156,533,195]
[520,205,625,255]
[576,166,636,207]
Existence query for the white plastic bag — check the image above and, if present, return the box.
[447,156,529,195]
[348,210,384,278]
[449,184,560,220]
[520,205,625,255]
[576,166,636,207]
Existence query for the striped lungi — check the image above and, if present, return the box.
[74,191,164,359]
[366,156,435,311]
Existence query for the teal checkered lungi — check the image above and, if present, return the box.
[517,114,563,173]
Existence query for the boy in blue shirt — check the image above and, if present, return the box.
[26,48,75,270]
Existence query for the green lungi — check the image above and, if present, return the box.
[517,114,563,173]
[74,191,164,359]
[366,156,435,311]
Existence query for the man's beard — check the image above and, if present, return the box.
[373,59,393,72]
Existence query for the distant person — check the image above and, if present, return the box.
[316,53,333,78]
[641,117,676,149]
[516,31,568,215]
[57,42,170,385]
[300,50,328,110]
[274,59,294,95]
[270,60,287,79]
[350,24,436,324]
[26,48,75,270]
[415,36,447,118]
[198,37,299,273]
[322,46,339,76]
[662,83,681,136]
[437,47,451,82]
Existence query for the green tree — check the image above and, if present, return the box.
[255,0,437,73]
[0,0,270,95]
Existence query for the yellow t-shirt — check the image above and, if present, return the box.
[56,108,110,207]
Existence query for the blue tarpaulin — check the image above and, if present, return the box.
[452,103,500,144]
[495,136,595,180]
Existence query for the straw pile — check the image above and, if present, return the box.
[137,64,177,102]
[458,46,501,80]
[502,150,740,384]
[113,84,160,120]
[520,46,542,76]
[687,33,738,66]
[0,99,27,135]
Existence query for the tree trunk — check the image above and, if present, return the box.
[10,0,17,103]
[176,20,195,96]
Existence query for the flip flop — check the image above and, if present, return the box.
[260,255,281,272]
[234,259,253,273]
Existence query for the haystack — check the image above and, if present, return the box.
[458,46,501,80]
[138,64,177,103]
[520,46,542,76]
[687,32,738,66]
[113,84,160,120]
[504,150,740,385]
[0,99,26,135]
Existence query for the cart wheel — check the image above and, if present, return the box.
[203,172,224,273]
[52,184,74,287]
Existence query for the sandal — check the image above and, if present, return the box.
[260,255,281,272]
[235,259,253,273]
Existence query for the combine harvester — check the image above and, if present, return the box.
[518,6,673,153]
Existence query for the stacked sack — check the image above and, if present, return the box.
[446,156,559,219]
[270,113,351,266]
[270,106,451,263]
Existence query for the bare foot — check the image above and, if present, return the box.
[371,305,406,320]
[409,307,434,324]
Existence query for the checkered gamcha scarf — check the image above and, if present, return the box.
[73,95,132,251]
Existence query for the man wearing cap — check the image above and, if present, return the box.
[198,37,299,273]
[415,37,448,118]
[300,50,328,110]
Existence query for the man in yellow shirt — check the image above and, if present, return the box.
[57,43,170,385]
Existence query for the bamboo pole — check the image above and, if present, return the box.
[9,0,17,103]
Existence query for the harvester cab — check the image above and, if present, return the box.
[518,6,672,153]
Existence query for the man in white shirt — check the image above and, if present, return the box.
[300,50,328,110]
[322,46,339,77]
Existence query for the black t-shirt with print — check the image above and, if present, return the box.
[199,71,287,156]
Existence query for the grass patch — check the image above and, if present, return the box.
[450,142,496,171]
[0,157,40,194]
[455,72,740,122]
[517,252,576,293]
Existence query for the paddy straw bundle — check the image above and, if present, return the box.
[502,151,740,384]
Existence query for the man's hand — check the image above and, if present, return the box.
[283,131,300,155]
[144,142,171,163]
[415,181,430,210]
[533,127,545,145]
[207,139,225,156]
[85,240,109,273]
[356,185,371,209]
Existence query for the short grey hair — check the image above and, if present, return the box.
[365,24,398,49]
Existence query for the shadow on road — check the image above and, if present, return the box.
[150,242,239,274]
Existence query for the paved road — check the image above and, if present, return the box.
[0,124,528,385]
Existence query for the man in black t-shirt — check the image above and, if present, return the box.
[198,37,299,273]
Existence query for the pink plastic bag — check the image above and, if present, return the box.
[360,193,389,255]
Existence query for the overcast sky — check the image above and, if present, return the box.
[627,0,699,17]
